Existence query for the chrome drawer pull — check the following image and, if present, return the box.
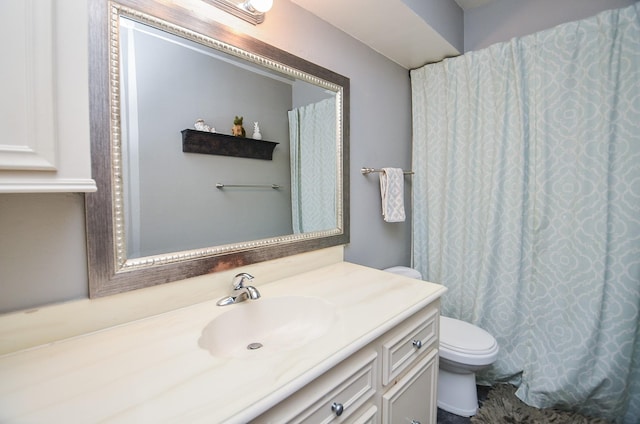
[331,402,344,416]
[412,339,423,349]
[411,420,421,424]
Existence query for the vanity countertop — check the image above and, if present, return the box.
[0,262,446,423]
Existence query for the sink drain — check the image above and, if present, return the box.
[247,342,263,350]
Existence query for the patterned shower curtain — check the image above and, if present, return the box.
[411,4,640,422]
[288,97,337,233]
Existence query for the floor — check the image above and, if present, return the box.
[437,385,492,424]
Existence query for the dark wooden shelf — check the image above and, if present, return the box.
[181,129,278,160]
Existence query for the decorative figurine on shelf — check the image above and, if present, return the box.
[231,116,246,137]
[252,122,262,140]
[194,118,210,132]
[194,118,215,133]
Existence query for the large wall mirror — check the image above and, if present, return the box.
[86,0,349,297]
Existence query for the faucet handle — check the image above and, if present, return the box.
[232,272,254,289]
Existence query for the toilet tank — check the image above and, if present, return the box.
[383,266,422,280]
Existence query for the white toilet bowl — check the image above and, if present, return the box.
[438,316,499,416]
[383,266,499,417]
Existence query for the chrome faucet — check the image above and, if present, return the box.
[216,272,261,306]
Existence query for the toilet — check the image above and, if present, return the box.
[383,266,499,417]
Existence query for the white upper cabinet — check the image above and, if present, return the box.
[0,0,96,192]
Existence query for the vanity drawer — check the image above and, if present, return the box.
[381,304,438,386]
[251,349,377,424]
[381,349,438,424]
[346,404,377,424]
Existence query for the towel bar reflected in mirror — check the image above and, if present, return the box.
[361,167,414,175]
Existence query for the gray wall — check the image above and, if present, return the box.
[402,0,464,53]
[0,194,90,308]
[0,0,413,313]
[124,24,294,256]
[464,0,637,52]
[1,0,627,313]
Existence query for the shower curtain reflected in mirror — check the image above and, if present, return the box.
[288,98,337,233]
[411,4,639,422]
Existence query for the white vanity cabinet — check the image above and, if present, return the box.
[251,301,440,424]
[0,261,446,423]
[381,352,438,424]
[0,0,96,193]
[249,349,378,423]
[379,301,439,424]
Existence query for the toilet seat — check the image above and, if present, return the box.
[439,316,499,366]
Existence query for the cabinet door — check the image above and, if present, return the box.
[0,0,95,192]
[1,0,56,171]
[381,350,438,424]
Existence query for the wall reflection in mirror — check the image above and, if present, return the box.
[86,0,348,297]
[119,17,339,259]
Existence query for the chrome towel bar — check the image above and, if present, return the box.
[361,167,414,175]
[216,183,280,189]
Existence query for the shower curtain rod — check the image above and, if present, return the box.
[361,167,414,175]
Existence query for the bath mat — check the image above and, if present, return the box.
[471,384,610,424]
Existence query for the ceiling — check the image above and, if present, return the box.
[290,0,496,69]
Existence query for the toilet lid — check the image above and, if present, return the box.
[439,316,498,355]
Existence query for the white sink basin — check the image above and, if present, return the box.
[198,296,335,358]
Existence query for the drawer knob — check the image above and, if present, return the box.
[331,402,344,416]
[411,420,421,424]
[412,339,423,349]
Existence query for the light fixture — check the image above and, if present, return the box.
[207,0,273,25]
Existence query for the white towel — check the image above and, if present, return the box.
[379,168,405,222]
